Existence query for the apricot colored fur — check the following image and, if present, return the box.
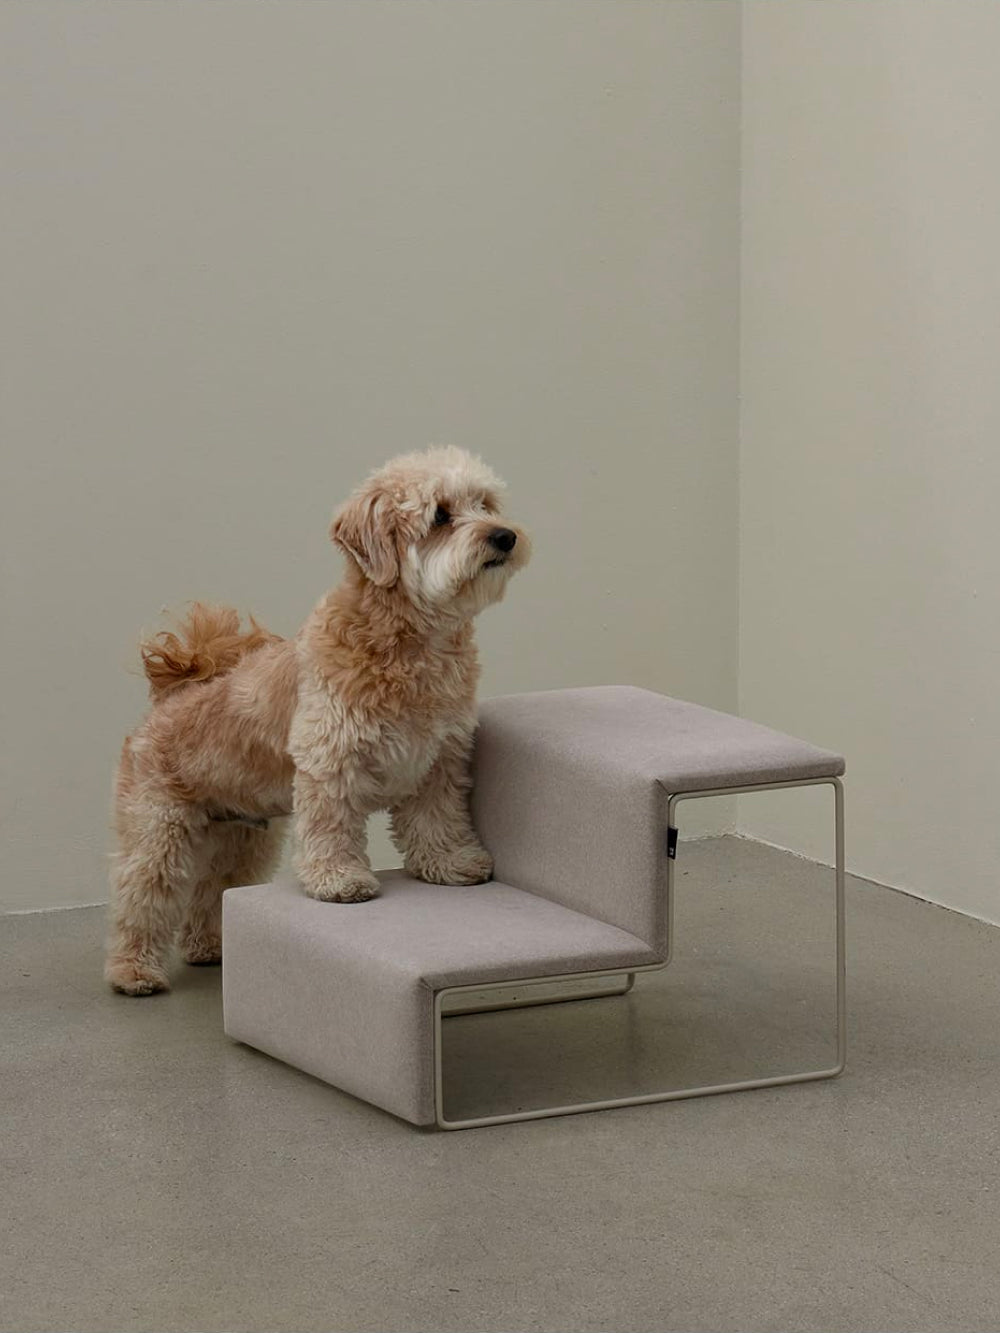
[105,447,529,995]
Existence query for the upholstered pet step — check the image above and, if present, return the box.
[223,687,846,1128]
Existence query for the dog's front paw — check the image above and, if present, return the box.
[300,865,380,904]
[406,844,494,887]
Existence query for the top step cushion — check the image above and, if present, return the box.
[471,686,844,953]
[477,686,845,794]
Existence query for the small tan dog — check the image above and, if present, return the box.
[105,446,530,996]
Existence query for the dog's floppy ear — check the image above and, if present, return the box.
[330,487,400,587]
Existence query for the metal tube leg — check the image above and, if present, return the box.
[435,776,846,1129]
[833,776,847,1073]
[443,973,638,1017]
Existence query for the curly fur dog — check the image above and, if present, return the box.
[105,446,530,996]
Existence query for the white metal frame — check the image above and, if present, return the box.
[433,776,846,1130]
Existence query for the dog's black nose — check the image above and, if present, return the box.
[488,528,517,553]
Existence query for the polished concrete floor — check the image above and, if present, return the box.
[3,837,1000,1333]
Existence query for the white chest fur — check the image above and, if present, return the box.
[289,670,463,811]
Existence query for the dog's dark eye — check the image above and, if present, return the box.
[433,505,451,527]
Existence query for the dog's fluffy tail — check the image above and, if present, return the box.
[140,602,282,700]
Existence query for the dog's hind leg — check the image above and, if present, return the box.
[180,820,286,965]
[105,806,203,996]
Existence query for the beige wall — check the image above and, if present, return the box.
[740,2,1000,923]
[2,1,741,911]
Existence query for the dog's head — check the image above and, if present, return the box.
[331,447,530,617]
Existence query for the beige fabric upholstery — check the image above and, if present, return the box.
[223,873,659,1126]
[472,686,844,952]
[222,686,846,1126]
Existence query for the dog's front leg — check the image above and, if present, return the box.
[293,768,380,903]
[390,731,494,886]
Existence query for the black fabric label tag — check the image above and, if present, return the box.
[667,826,678,859]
